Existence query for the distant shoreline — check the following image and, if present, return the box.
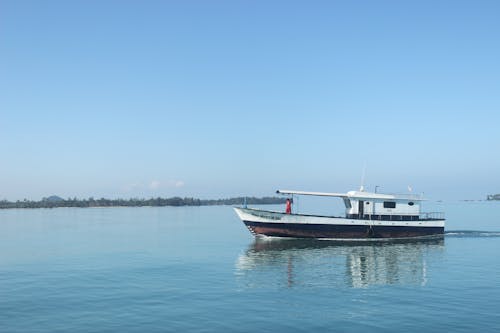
[0,196,286,209]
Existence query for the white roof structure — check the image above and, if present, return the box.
[276,189,425,201]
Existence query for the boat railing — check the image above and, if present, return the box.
[350,212,445,221]
[419,212,445,220]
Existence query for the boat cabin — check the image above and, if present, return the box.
[343,191,423,221]
[276,189,428,221]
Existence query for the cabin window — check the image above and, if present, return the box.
[408,202,415,206]
[383,201,396,209]
[343,198,352,208]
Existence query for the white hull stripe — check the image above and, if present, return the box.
[234,208,445,228]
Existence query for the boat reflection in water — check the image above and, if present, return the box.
[235,237,444,288]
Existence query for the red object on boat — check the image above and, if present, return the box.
[285,199,291,214]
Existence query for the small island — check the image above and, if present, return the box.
[0,196,286,209]
[487,194,500,201]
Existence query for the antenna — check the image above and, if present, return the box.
[359,162,367,191]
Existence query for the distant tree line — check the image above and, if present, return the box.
[0,196,286,209]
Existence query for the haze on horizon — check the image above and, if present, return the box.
[1,1,499,202]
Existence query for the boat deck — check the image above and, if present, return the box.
[243,208,445,222]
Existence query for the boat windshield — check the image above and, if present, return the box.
[343,198,352,208]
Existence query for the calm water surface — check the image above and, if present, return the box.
[1,202,500,332]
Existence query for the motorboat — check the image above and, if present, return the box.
[234,188,445,239]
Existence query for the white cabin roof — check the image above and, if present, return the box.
[276,189,425,201]
[346,191,424,201]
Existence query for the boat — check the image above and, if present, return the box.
[234,188,445,239]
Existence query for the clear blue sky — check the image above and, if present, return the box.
[1,0,499,201]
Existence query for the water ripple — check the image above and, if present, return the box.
[445,230,500,238]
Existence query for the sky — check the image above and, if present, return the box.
[1,0,499,201]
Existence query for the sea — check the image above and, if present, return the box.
[1,200,499,332]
